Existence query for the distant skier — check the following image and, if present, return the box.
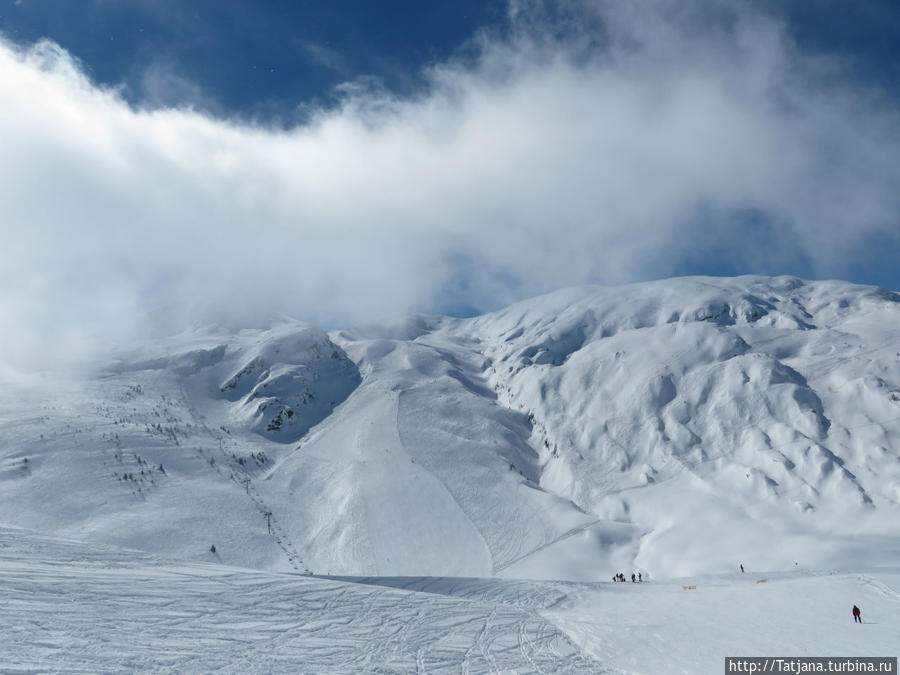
[852,605,862,623]
[638,572,642,582]
[631,573,636,583]
[740,564,744,573]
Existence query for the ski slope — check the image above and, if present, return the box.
[1,275,900,671]
[0,526,597,672]
[1,526,896,673]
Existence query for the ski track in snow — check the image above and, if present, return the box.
[0,528,604,673]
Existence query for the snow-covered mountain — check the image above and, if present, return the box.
[2,275,900,582]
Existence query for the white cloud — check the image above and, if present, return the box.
[1,1,898,368]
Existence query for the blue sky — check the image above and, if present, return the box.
[2,1,897,119]
[0,0,899,366]
[0,1,505,120]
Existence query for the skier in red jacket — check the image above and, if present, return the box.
[852,605,862,623]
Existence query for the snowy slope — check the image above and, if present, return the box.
[2,526,896,673]
[1,275,899,583]
[461,276,900,577]
[259,324,599,577]
[0,526,597,673]
[0,322,362,572]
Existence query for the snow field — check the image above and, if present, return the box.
[0,527,598,673]
[1,526,895,673]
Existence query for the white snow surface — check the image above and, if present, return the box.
[0,526,896,673]
[1,274,899,671]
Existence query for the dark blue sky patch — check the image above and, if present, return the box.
[645,202,900,293]
[645,205,819,284]
[0,0,506,122]
[5,1,897,123]
[759,0,900,100]
[838,230,900,292]
[428,252,524,318]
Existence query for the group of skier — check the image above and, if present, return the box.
[612,572,642,582]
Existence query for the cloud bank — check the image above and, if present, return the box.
[1,0,899,368]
